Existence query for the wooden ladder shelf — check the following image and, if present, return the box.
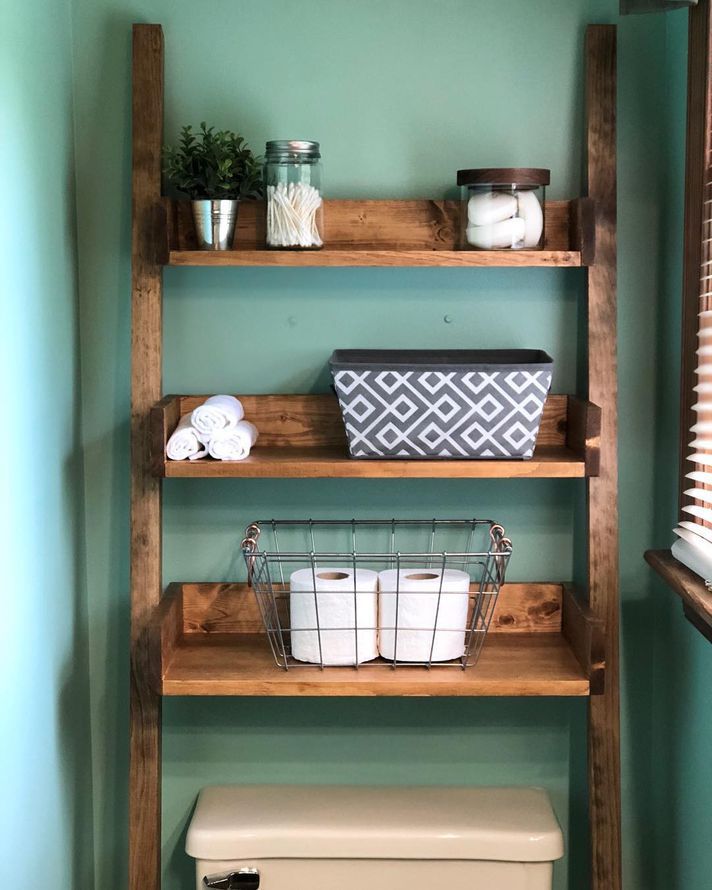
[129,22,620,890]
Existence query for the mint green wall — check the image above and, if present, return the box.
[66,2,686,889]
[0,0,92,887]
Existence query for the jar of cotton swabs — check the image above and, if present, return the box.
[264,140,324,249]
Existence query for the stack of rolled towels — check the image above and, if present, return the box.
[166,395,259,462]
[289,566,471,665]
[466,189,543,249]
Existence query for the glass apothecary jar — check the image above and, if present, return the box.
[456,168,550,250]
[264,140,323,249]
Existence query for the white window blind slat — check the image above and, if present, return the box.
[686,470,712,485]
[672,199,712,580]
[686,452,712,466]
[684,487,712,505]
[682,503,712,522]
[676,520,712,546]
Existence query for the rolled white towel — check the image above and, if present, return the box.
[466,216,526,249]
[166,414,207,461]
[191,395,244,438]
[467,191,518,227]
[516,189,544,248]
[208,420,259,461]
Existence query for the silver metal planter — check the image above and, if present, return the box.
[191,199,239,250]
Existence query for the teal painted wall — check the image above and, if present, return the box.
[0,0,92,887]
[64,2,692,889]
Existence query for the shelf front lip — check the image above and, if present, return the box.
[161,447,586,479]
[645,549,712,643]
[160,635,592,697]
[166,248,584,268]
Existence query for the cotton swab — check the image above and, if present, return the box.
[267,182,323,248]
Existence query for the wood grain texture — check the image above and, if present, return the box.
[167,247,583,268]
[168,198,571,249]
[456,167,550,187]
[161,634,591,697]
[566,397,602,476]
[151,395,180,476]
[167,581,564,637]
[155,394,597,479]
[679,1,712,515]
[645,549,712,642]
[572,196,597,266]
[157,583,596,696]
[162,445,585,479]
[155,582,603,696]
[562,585,606,695]
[164,198,585,266]
[130,23,163,890]
[585,24,622,890]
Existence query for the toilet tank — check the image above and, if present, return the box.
[186,785,564,890]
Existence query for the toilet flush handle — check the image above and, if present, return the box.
[203,868,260,889]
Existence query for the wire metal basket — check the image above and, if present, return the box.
[241,519,512,671]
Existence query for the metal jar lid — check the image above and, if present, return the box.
[457,167,550,187]
[265,140,321,161]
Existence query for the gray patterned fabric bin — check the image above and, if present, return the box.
[330,349,553,460]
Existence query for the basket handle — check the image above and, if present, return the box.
[490,523,512,588]
[490,523,512,553]
[241,523,261,587]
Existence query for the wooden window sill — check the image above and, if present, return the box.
[645,549,712,643]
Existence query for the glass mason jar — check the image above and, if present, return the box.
[456,168,550,250]
[264,140,324,249]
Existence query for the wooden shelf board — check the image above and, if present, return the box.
[162,444,586,478]
[163,198,595,268]
[157,581,605,697]
[645,549,712,643]
[153,393,601,480]
[161,632,591,696]
[167,248,584,268]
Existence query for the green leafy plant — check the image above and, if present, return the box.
[163,122,263,200]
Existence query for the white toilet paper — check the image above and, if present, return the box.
[289,567,379,665]
[466,216,526,249]
[516,189,544,247]
[467,191,518,227]
[378,568,471,663]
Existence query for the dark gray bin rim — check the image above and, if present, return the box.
[330,349,554,372]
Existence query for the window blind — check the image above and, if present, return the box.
[673,279,712,581]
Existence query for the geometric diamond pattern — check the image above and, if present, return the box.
[333,368,552,459]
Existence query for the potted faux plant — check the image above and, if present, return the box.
[163,122,262,250]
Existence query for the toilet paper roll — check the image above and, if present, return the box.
[516,189,544,247]
[467,192,518,227]
[289,567,379,665]
[466,216,526,249]
[378,568,471,663]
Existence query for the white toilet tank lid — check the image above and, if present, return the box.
[186,785,564,863]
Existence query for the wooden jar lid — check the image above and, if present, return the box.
[457,168,551,187]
